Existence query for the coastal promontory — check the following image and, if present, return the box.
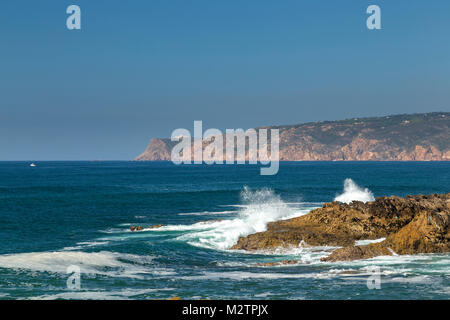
[135,112,450,161]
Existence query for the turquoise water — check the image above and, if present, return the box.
[0,161,448,300]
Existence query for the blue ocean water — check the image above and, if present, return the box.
[0,161,448,300]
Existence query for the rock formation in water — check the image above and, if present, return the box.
[134,112,450,161]
[231,193,450,262]
[130,224,164,231]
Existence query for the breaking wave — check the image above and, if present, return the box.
[0,251,173,279]
[175,186,315,250]
[334,178,375,203]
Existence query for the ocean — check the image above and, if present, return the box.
[0,161,448,300]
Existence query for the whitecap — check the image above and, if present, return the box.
[354,238,385,246]
[178,210,237,216]
[0,251,172,279]
[175,187,318,250]
[334,178,375,203]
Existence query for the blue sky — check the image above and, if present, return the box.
[1,0,449,160]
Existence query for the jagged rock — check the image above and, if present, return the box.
[386,210,449,253]
[232,193,450,262]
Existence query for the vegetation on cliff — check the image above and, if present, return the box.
[135,112,449,161]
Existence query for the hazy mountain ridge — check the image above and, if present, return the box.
[134,112,450,161]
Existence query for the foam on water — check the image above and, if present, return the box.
[180,271,325,281]
[175,187,317,250]
[30,288,174,300]
[62,241,111,251]
[0,251,172,279]
[178,210,237,216]
[354,238,386,246]
[325,253,450,276]
[334,178,375,203]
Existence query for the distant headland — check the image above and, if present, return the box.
[134,112,450,161]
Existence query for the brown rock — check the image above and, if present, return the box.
[130,224,164,231]
[149,224,164,229]
[134,112,449,162]
[232,193,450,262]
[384,209,449,254]
[321,243,392,262]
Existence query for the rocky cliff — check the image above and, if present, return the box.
[231,193,450,262]
[134,112,450,161]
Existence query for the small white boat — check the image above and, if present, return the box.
[30,163,36,167]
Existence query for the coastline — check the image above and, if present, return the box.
[232,193,450,262]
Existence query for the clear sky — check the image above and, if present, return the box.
[1,0,449,160]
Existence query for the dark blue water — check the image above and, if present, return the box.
[0,161,448,299]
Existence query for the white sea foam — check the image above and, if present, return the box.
[327,253,450,275]
[0,251,172,279]
[178,210,237,216]
[354,238,385,246]
[99,227,124,234]
[62,241,110,251]
[215,245,335,267]
[145,220,227,232]
[175,187,316,250]
[334,178,375,203]
[182,262,446,283]
[30,288,174,300]
[382,275,439,285]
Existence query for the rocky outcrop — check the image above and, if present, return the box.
[130,224,164,231]
[134,112,449,161]
[231,193,450,262]
[134,138,175,161]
